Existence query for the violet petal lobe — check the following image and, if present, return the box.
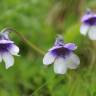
[43,51,56,65]
[64,43,77,51]
[54,57,67,74]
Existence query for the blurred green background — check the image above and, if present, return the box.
[0,0,96,96]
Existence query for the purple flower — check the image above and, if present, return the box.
[80,9,96,40]
[0,28,19,69]
[43,35,80,74]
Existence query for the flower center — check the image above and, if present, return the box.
[52,47,71,57]
[0,43,11,52]
[85,17,96,25]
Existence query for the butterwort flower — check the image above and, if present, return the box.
[43,35,80,74]
[0,28,19,69]
[80,9,96,40]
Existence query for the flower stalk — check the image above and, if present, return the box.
[2,28,45,56]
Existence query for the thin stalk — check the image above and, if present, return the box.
[88,40,96,71]
[2,28,45,55]
[31,75,56,96]
[15,30,45,55]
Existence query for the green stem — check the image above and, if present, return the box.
[88,40,96,71]
[15,30,45,55]
[31,75,56,95]
[3,28,45,55]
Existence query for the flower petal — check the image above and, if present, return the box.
[0,40,13,44]
[80,24,89,35]
[49,46,62,51]
[64,43,77,50]
[88,26,96,40]
[43,52,56,65]
[8,44,19,56]
[2,52,14,69]
[54,57,67,74]
[67,53,80,69]
[81,13,93,22]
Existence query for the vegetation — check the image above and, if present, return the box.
[0,0,96,96]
